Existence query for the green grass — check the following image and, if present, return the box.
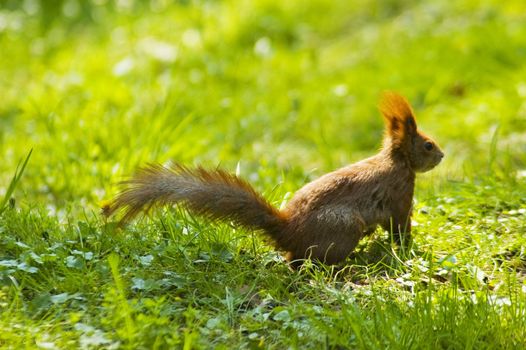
[1,0,526,348]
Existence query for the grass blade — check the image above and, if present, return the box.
[0,149,33,215]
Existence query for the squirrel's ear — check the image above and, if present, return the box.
[379,92,417,143]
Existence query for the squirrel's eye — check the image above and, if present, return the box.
[424,141,434,151]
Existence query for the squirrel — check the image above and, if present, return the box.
[103,92,444,266]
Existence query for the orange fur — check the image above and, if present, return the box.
[379,92,417,151]
[104,92,444,266]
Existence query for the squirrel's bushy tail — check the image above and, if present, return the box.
[103,164,288,236]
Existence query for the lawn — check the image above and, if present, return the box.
[1,0,526,348]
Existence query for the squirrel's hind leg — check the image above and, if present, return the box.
[286,206,365,265]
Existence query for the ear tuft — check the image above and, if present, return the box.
[379,91,417,143]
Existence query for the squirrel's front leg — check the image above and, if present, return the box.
[382,212,412,247]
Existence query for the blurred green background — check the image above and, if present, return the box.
[1,0,525,213]
[1,2,526,348]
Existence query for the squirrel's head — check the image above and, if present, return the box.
[379,92,444,173]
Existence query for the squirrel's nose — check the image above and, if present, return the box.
[439,152,444,159]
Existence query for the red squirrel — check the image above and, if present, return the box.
[103,92,443,266]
